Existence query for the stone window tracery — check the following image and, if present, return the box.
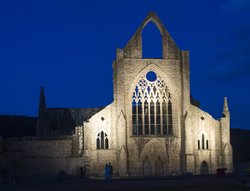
[132,71,173,136]
[197,133,209,150]
[96,131,108,149]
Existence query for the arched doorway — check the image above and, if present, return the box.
[200,161,209,175]
[143,157,152,176]
[142,155,165,176]
[155,156,164,176]
[140,140,167,176]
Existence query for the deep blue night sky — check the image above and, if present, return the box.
[0,0,250,130]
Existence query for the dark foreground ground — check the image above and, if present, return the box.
[1,176,250,191]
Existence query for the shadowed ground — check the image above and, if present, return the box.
[1,176,249,191]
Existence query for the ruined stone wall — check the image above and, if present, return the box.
[4,138,72,157]
[188,105,223,174]
[109,13,194,176]
[2,137,83,175]
[83,104,118,176]
[95,56,186,176]
[112,13,187,176]
[120,59,183,175]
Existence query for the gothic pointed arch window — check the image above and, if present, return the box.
[96,130,109,149]
[132,99,137,135]
[150,100,155,135]
[202,134,205,149]
[131,71,173,136]
[168,100,173,134]
[197,133,209,150]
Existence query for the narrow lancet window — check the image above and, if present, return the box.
[198,133,209,150]
[202,134,205,149]
[162,100,167,135]
[150,100,155,135]
[97,138,100,149]
[138,100,143,135]
[156,100,161,135]
[144,100,149,135]
[101,131,104,149]
[105,138,109,149]
[168,100,172,134]
[132,100,137,135]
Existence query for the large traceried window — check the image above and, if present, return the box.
[96,131,109,149]
[132,71,173,136]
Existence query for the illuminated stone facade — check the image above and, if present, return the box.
[1,13,233,177]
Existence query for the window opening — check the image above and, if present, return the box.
[142,21,162,58]
[132,72,173,136]
[96,131,109,149]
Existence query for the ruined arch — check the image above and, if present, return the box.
[142,21,163,58]
[123,12,180,59]
[139,12,166,36]
[140,14,165,59]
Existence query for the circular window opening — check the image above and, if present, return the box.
[146,71,157,82]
